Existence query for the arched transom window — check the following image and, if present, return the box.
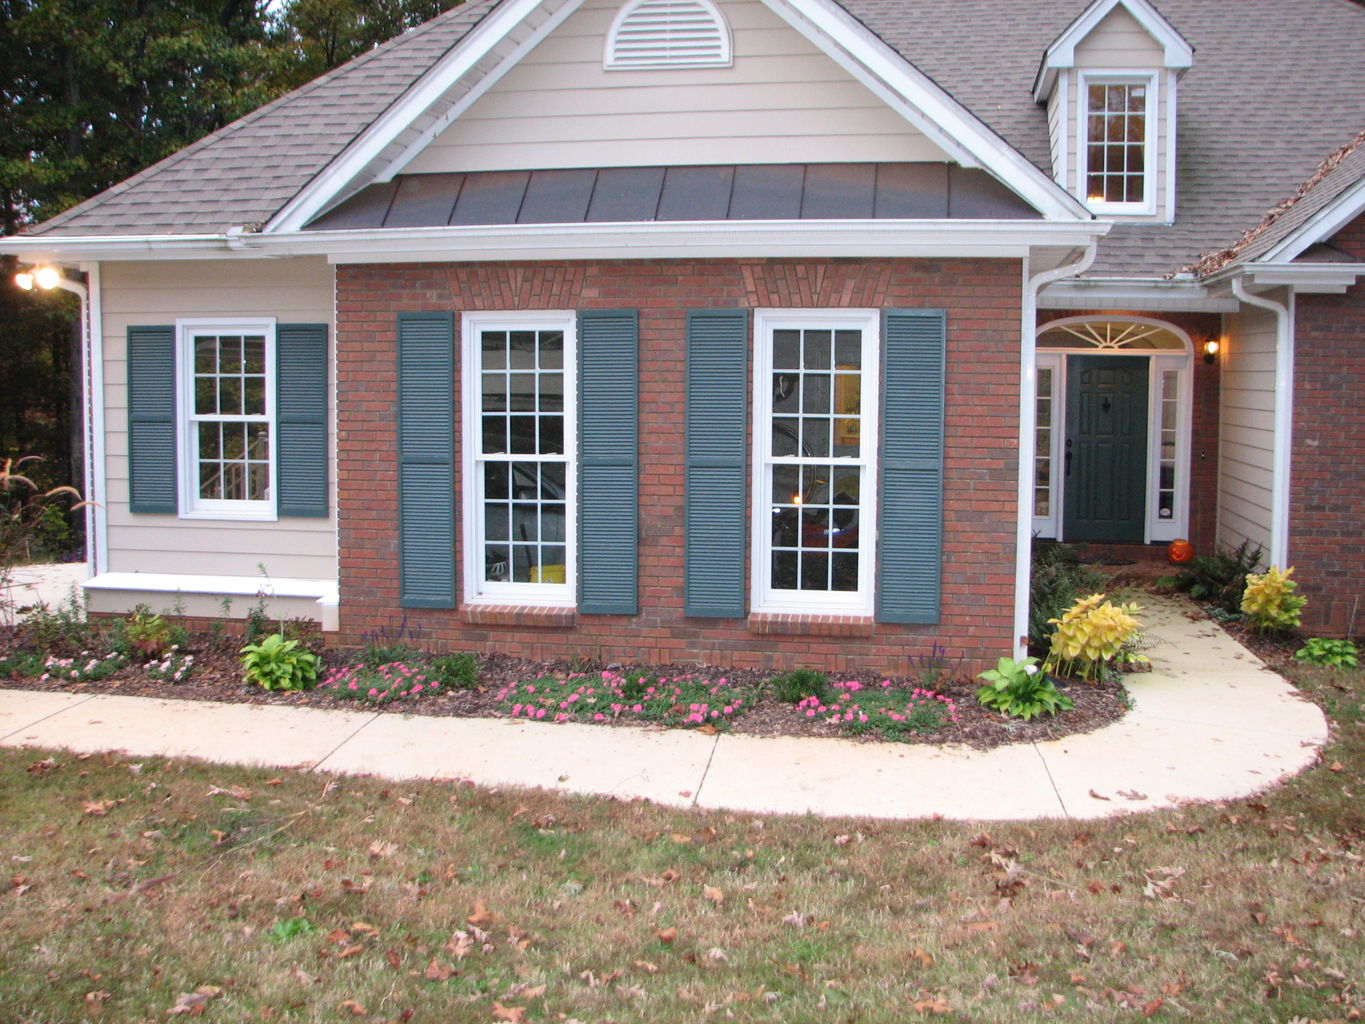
[604,0,733,70]
[1037,317,1190,352]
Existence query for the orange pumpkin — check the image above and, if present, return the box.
[1168,538,1194,564]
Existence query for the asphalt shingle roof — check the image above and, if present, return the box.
[23,0,1365,280]
[25,0,499,237]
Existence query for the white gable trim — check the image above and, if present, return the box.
[267,0,585,234]
[759,0,1088,221]
[269,0,1091,234]
[1256,174,1365,265]
[1033,0,1192,101]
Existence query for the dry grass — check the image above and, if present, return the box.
[1,658,1363,1023]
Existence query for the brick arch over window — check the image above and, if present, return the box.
[604,0,733,70]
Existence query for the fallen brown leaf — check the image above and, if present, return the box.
[491,1001,528,1023]
[423,958,452,981]
[656,927,678,945]
[467,899,496,926]
[338,999,368,1016]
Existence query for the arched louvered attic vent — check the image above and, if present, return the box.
[604,0,733,70]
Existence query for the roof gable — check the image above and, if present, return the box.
[269,0,1088,232]
[1033,0,1192,101]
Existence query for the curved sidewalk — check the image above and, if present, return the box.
[0,596,1329,821]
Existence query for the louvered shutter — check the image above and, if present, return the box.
[877,309,946,624]
[396,312,456,608]
[276,323,328,518]
[684,309,749,617]
[577,310,639,614]
[127,325,177,514]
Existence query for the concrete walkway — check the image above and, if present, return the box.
[0,592,1330,821]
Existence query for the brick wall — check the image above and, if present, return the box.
[1290,231,1365,635]
[335,258,1024,674]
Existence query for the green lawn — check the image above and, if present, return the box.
[1,657,1362,1023]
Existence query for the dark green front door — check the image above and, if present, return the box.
[1063,355,1148,542]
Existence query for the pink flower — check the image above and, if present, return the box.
[535,708,546,719]
[632,704,643,713]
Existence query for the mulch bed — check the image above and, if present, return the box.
[1,629,1130,751]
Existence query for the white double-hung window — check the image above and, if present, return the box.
[1080,72,1157,215]
[462,311,577,607]
[752,310,878,615]
[176,318,276,519]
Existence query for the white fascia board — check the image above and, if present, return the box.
[1257,176,1365,265]
[235,219,1109,263]
[0,233,234,262]
[266,0,572,235]
[1034,0,1193,101]
[1039,274,1239,312]
[1240,263,1365,294]
[760,0,1090,223]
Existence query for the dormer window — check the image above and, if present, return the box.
[1081,74,1157,212]
[1033,0,1192,223]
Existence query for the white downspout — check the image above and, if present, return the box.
[1230,277,1293,568]
[1014,241,1098,659]
[51,270,103,581]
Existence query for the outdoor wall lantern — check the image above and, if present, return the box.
[14,265,62,291]
[1202,337,1220,365]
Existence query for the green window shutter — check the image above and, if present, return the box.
[127,325,177,514]
[577,310,639,615]
[397,312,455,608]
[877,309,946,624]
[685,309,749,617]
[276,323,329,518]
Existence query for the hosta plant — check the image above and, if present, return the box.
[240,633,319,691]
[1044,593,1142,683]
[1241,565,1306,633]
[976,656,1073,721]
[1293,637,1358,669]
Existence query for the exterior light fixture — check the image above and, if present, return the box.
[1203,338,1220,365]
[13,265,63,291]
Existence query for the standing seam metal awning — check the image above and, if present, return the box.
[304,163,1041,231]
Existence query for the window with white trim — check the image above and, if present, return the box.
[1080,73,1156,213]
[177,318,276,519]
[462,312,576,607]
[752,310,877,614]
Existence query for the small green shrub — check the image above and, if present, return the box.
[1242,565,1306,633]
[908,643,962,694]
[1028,542,1106,653]
[321,661,440,704]
[40,651,127,683]
[797,682,959,740]
[240,633,319,691]
[1293,637,1358,668]
[976,656,1074,721]
[145,647,195,683]
[770,668,831,704]
[14,591,94,654]
[243,599,273,647]
[363,640,423,670]
[0,650,49,677]
[429,651,479,689]
[1043,593,1143,683]
[1175,540,1263,613]
[112,605,182,661]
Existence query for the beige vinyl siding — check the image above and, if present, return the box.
[1046,78,1069,190]
[1217,303,1279,556]
[403,0,947,174]
[1067,5,1170,221]
[1073,5,1164,66]
[100,259,337,584]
